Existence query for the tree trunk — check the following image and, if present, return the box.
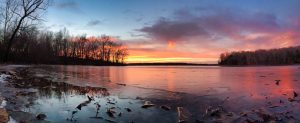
[3,17,25,62]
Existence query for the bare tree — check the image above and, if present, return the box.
[3,0,50,62]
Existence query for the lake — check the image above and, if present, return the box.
[1,65,300,122]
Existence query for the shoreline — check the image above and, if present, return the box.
[1,63,300,67]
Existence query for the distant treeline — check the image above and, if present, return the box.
[219,46,300,65]
[0,0,128,65]
[128,63,217,66]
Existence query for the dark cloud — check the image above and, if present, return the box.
[87,20,102,26]
[57,1,77,8]
[139,18,208,41]
[137,7,286,44]
[56,1,82,13]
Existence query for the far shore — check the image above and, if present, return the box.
[1,63,300,67]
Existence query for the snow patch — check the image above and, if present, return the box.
[0,74,10,83]
[0,100,7,108]
[8,117,17,123]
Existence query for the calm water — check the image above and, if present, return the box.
[40,65,300,95]
[3,65,300,122]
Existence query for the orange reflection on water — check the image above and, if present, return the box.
[272,67,295,96]
[243,68,262,99]
[166,68,175,92]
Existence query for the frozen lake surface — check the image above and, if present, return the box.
[1,65,300,122]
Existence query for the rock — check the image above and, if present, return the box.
[116,83,126,86]
[226,112,234,117]
[87,95,94,101]
[160,105,171,111]
[275,80,281,85]
[177,107,190,123]
[293,91,298,98]
[72,111,78,115]
[7,71,16,76]
[205,106,224,117]
[0,108,9,123]
[288,97,295,102]
[141,101,155,108]
[76,100,91,110]
[36,113,47,120]
[125,107,132,112]
[107,108,116,118]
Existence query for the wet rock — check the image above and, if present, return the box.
[76,100,91,110]
[116,83,126,86]
[107,98,117,105]
[280,100,284,103]
[268,105,280,108]
[226,112,234,117]
[87,95,94,101]
[36,113,47,120]
[72,111,78,115]
[205,106,224,117]
[288,97,295,102]
[89,116,103,119]
[125,107,132,112]
[107,108,116,118]
[0,108,9,123]
[240,112,247,117]
[136,96,143,100]
[107,101,116,105]
[96,103,101,110]
[275,80,281,85]
[177,107,190,123]
[293,91,298,98]
[7,71,17,76]
[141,101,155,108]
[160,105,171,111]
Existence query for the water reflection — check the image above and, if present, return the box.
[39,65,300,97]
[7,65,300,122]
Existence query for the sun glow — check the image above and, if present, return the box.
[167,41,175,49]
[125,55,217,63]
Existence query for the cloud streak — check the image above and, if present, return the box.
[141,8,280,40]
[139,18,208,41]
[129,6,300,63]
[87,20,102,26]
[55,0,83,13]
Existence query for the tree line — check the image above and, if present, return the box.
[219,46,300,65]
[0,0,128,65]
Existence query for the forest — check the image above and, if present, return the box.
[0,0,128,65]
[219,46,300,65]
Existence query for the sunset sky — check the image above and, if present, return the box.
[44,0,300,63]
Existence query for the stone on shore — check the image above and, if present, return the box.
[0,108,9,123]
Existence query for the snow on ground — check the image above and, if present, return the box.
[0,74,10,83]
[8,117,17,123]
[0,73,16,123]
[0,100,7,108]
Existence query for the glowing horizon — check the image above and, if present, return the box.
[45,0,300,63]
